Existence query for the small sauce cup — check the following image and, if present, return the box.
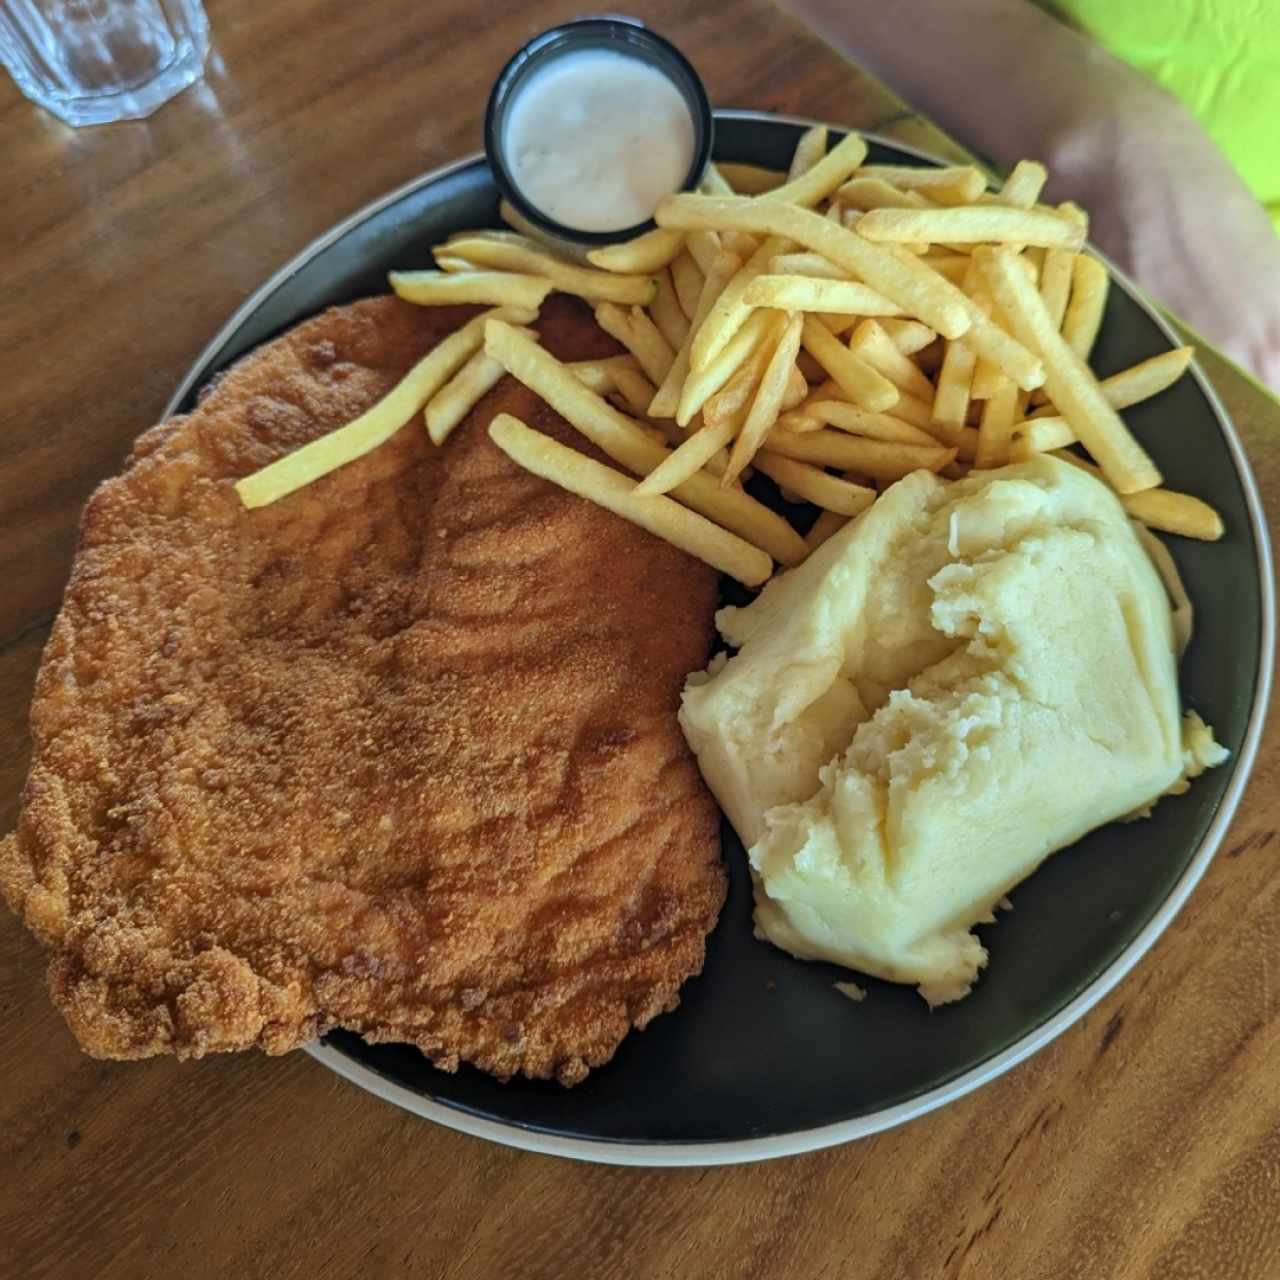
[484,17,713,252]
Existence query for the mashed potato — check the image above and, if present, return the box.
[680,456,1225,1004]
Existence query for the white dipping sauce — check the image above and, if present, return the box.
[503,49,695,232]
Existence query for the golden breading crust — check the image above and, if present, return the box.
[0,294,726,1086]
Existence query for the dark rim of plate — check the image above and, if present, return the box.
[482,16,714,247]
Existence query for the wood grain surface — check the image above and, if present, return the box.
[1,2,1276,1277]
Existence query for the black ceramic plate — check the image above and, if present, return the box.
[167,112,1274,1165]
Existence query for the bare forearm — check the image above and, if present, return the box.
[783,0,1172,173]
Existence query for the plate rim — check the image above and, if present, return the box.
[168,109,1276,1167]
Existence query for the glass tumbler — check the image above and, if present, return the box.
[0,0,209,127]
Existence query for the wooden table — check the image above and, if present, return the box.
[2,2,1276,1276]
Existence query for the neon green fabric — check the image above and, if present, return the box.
[1038,0,1280,233]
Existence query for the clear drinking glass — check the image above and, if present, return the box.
[0,0,209,127]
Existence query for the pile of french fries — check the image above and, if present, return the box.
[237,127,1224,586]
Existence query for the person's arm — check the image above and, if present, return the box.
[784,0,1280,391]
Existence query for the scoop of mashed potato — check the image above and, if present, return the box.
[680,457,1225,1004]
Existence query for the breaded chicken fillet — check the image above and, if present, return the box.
[0,295,726,1085]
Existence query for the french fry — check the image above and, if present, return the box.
[920,254,970,285]
[487,415,774,585]
[773,412,824,437]
[718,162,786,194]
[609,360,659,417]
[642,334,782,495]
[743,274,904,315]
[975,247,1159,492]
[649,267,690,349]
[1057,201,1089,229]
[969,256,1041,392]
[1051,451,1223,540]
[726,312,805,484]
[702,441,733,479]
[1117,488,1225,541]
[724,231,761,259]
[765,427,956,479]
[671,251,704,319]
[1009,416,1074,459]
[566,358,623,395]
[426,329,536,444]
[1039,248,1075,331]
[986,159,1048,209]
[809,400,940,445]
[818,312,858,336]
[969,358,1005,400]
[964,264,1004,401]
[1068,345,1194,415]
[703,169,761,263]
[878,318,937,355]
[634,415,740,496]
[801,315,899,412]
[1062,254,1109,360]
[932,336,975,447]
[651,249,743,418]
[433,254,478,274]
[442,236,656,304]
[484,321,807,564]
[1020,347,1196,450]
[655,194,973,338]
[891,391,936,430]
[761,132,868,208]
[388,269,552,309]
[753,452,877,516]
[768,251,852,280]
[703,171,763,250]
[593,302,676,385]
[856,206,1085,249]
[937,254,1046,391]
[973,377,1019,468]
[686,229,725,275]
[587,227,684,273]
[1026,247,1074,410]
[835,177,933,210]
[804,507,850,551]
[848,205,930,256]
[237,305,536,508]
[676,308,782,426]
[703,323,780,431]
[847,319,936,401]
[856,164,987,203]
[782,364,809,410]
[777,378,843,432]
[788,125,829,180]
[690,236,789,372]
